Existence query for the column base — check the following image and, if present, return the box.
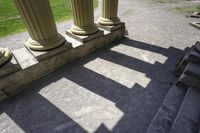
[97,22,125,32]
[71,25,98,36]
[98,17,121,26]
[0,54,21,78]
[0,48,12,66]
[25,41,72,61]
[66,29,104,43]
[25,34,66,51]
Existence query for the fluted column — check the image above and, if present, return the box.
[70,0,98,35]
[98,0,120,26]
[14,0,65,51]
[0,48,11,66]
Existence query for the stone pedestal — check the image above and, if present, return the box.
[0,48,21,78]
[98,0,120,26]
[70,0,98,36]
[0,48,11,66]
[14,0,67,51]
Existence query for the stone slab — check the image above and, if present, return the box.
[190,22,200,30]
[66,30,104,43]
[25,41,72,61]
[12,48,38,69]
[170,87,200,133]
[96,22,125,32]
[0,55,21,78]
[191,12,200,18]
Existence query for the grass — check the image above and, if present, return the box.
[150,0,200,14]
[150,0,182,4]
[0,0,98,38]
[174,4,200,14]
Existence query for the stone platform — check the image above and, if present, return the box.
[0,25,125,100]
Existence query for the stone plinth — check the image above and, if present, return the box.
[70,0,98,36]
[14,0,67,51]
[98,0,120,26]
[0,25,126,101]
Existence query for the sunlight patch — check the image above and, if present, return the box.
[84,58,151,88]
[0,113,25,133]
[40,78,124,133]
[111,44,168,64]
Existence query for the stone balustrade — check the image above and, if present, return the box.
[0,0,125,102]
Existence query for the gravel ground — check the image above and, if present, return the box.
[0,0,200,133]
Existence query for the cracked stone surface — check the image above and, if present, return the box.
[0,0,200,133]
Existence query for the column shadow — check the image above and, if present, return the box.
[0,37,188,133]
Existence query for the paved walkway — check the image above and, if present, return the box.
[0,0,200,133]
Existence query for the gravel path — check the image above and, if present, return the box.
[0,0,200,133]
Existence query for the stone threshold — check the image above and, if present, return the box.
[0,23,126,102]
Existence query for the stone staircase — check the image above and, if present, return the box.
[147,42,200,133]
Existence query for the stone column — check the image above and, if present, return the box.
[98,0,120,26]
[70,0,98,35]
[14,0,65,51]
[0,48,11,66]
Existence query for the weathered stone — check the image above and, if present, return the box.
[97,22,125,32]
[25,41,72,61]
[12,48,38,69]
[0,55,21,78]
[0,26,125,97]
[66,30,104,43]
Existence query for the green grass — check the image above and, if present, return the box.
[174,4,200,14]
[149,0,200,14]
[0,0,98,38]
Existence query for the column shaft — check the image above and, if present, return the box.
[0,48,11,66]
[14,0,65,51]
[98,0,120,26]
[70,0,98,35]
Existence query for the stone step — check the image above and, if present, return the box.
[176,44,200,76]
[146,83,188,133]
[170,87,200,133]
[184,62,200,80]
